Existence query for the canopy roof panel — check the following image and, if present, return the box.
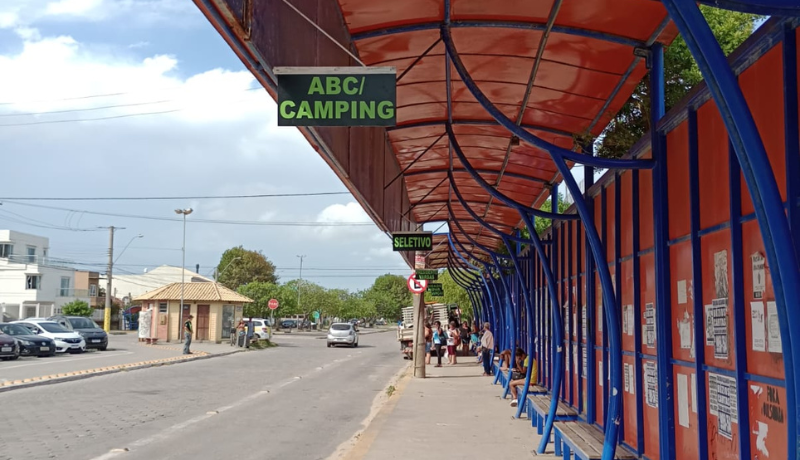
[339,0,676,267]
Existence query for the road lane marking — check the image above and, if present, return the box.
[1,351,134,370]
[88,352,360,460]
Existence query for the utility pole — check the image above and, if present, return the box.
[296,255,306,324]
[413,249,427,378]
[103,226,123,332]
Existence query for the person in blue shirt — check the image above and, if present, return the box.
[432,321,445,367]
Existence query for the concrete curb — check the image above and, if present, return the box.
[0,349,244,394]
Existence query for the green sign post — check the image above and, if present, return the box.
[392,232,433,251]
[275,67,396,127]
[415,269,438,281]
[427,283,444,297]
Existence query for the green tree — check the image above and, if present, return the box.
[364,274,412,320]
[597,7,761,158]
[237,281,298,318]
[61,300,93,317]
[216,246,278,290]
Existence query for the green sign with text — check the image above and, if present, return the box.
[392,232,433,251]
[427,283,444,297]
[275,67,396,127]
[415,269,438,281]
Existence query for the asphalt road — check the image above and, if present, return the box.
[0,330,405,460]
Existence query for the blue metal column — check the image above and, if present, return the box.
[784,26,800,261]
[660,4,800,456]
[728,138,752,458]
[585,168,597,425]
[631,167,645,455]
[686,110,710,460]
[649,42,676,460]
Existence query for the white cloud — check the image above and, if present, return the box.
[0,26,408,290]
[0,0,193,29]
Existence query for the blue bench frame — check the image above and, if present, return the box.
[528,395,578,435]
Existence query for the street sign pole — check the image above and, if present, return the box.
[268,299,279,332]
[413,252,427,379]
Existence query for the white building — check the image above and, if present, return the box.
[0,230,89,321]
[108,265,214,304]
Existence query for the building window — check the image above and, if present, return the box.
[26,246,36,263]
[159,303,167,313]
[0,244,12,258]
[90,284,97,297]
[60,277,70,297]
[26,275,41,290]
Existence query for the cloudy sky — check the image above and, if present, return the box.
[0,0,415,290]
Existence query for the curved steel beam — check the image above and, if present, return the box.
[352,20,646,49]
[416,196,570,221]
[449,172,536,246]
[501,232,540,419]
[388,118,575,139]
[442,26,623,459]
[661,2,800,458]
[447,127,581,221]
[441,28,654,171]
[697,0,800,15]
[405,167,552,185]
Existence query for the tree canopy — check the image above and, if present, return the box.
[237,281,297,318]
[596,7,761,158]
[364,274,411,321]
[216,246,278,290]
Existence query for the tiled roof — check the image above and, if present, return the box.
[133,282,252,303]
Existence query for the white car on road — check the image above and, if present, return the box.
[13,320,86,354]
[327,322,359,348]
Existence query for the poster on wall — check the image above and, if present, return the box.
[711,373,738,440]
[626,305,634,336]
[711,298,729,359]
[582,305,587,340]
[628,363,636,395]
[714,250,729,299]
[767,301,782,353]
[582,344,588,377]
[599,360,603,387]
[750,301,766,352]
[751,252,766,299]
[677,310,692,351]
[644,303,656,348]
[598,303,603,333]
[677,373,690,428]
[677,279,688,305]
[645,362,658,408]
[624,363,630,393]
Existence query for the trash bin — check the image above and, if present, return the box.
[237,331,246,347]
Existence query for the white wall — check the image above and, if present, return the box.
[0,230,88,320]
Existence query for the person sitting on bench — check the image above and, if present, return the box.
[509,352,537,407]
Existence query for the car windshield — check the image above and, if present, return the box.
[38,322,70,333]
[68,318,99,329]
[0,324,33,336]
[331,324,351,331]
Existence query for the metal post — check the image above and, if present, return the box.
[413,292,426,378]
[180,214,186,342]
[297,255,306,322]
[104,226,114,333]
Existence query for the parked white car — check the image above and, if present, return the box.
[13,320,86,354]
[249,319,272,340]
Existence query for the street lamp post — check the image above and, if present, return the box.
[215,256,242,281]
[175,208,193,342]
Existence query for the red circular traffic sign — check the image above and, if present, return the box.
[268,298,279,310]
[407,273,428,294]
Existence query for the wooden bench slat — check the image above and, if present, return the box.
[528,395,578,417]
[554,421,637,460]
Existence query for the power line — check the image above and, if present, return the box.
[0,201,374,227]
[0,191,350,201]
[0,96,262,128]
[0,88,261,117]
[0,85,260,106]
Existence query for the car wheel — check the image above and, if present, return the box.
[98,346,107,351]
[327,342,331,348]
[9,354,19,361]
[354,341,359,348]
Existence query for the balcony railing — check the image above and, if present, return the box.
[1,254,73,268]
[58,288,90,298]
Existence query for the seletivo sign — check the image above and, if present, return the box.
[392,232,433,252]
[274,67,396,127]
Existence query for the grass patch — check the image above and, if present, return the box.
[386,385,396,397]
[248,340,278,350]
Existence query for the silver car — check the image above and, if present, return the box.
[327,323,358,348]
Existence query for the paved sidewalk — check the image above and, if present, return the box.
[352,359,560,460]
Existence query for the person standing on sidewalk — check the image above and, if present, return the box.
[183,315,194,355]
[432,321,445,367]
[424,323,432,365]
[480,322,494,376]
